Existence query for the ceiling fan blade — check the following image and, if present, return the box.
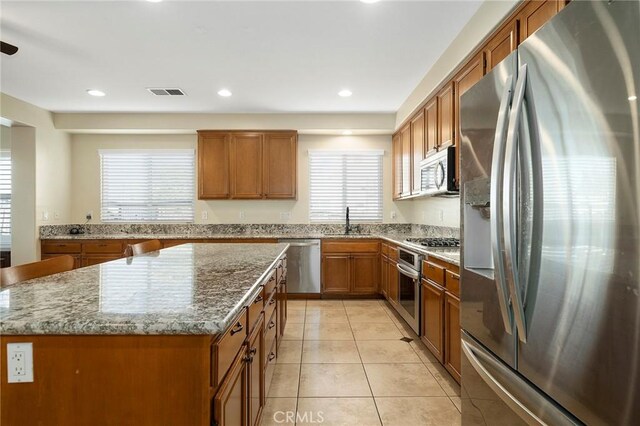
[1,42,19,55]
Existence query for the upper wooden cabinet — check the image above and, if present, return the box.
[410,110,425,195]
[263,133,297,199]
[483,19,518,72]
[230,133,263,199]
[437,82,455,150]
[392,132,403,200]
[198,133,230,199]
[519,0,565,42]
[424,98,438,158]
[198,130,297,200]
[400,124,412,197]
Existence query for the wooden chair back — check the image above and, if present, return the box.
[128,239,163,256]
[0,255,75,287]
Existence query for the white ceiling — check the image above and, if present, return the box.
[0,0,482,113]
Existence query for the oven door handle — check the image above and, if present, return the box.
[396,263,420,280]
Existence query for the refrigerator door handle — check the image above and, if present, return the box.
[461,332,579,426]
[489,74,515,334]
[504,64,528,343]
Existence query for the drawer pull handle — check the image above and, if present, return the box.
[269,299,276,306]
[254,295,263,304]
[249,347,257,356]
[243,355,253,363]
[268,352,276,361]
[230,322,244,336]
[268,321,276,329]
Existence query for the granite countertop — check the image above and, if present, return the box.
[40,232,460,266]
[0,243,289,336]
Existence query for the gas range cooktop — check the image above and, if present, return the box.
[405,237,460,248]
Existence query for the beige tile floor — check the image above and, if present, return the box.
[261,300,461,426]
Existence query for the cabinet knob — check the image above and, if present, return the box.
[268,353,276,361]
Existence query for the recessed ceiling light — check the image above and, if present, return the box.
[629,95,638,101]
[338,89,352,97]
[342,130,353,135]
[218,89,232,97]
[86,89,106,97]
[361,0,380,3]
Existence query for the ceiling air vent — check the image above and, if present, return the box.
[147,88,186,96]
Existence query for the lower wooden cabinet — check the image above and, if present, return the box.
[351,254,379,294]
[421,279,445,363]
[247,316,264,426]
[322,254,351,294]
[388,259,399,304]
[380,255,389,298]
[321,240,380,296]
[214,345,247,426]
[81,255,122,267]
[444,292,461,383]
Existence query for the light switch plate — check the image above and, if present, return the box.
[7,343,34,383]
[201,211,208,220]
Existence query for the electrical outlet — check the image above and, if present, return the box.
[280,212,291,221]
[239,211,246,220]
[390,211,397,219]
[85,211,93,221]
[42,211,49,221]
[438,209,444,223]
[7,343,34,383]
[201,211,208,220]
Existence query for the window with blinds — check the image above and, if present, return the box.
[309,150,383,223]
[0,153,10,241]
[100,150,194,223]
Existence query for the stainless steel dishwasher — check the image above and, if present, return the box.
[279,239,321,293]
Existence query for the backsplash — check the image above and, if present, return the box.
[40,223,459,239]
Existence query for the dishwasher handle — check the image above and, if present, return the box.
[282,242,320,247]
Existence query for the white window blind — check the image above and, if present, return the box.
[100,149,194,223]
[309,150,383,223]
[0,153,10,239]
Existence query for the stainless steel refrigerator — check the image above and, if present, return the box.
[459,1,640,424]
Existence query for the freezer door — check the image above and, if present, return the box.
[460,52,517,367]
[516,1,640,424]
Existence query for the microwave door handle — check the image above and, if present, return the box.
[504,64,528,343]
[490,74,515,335]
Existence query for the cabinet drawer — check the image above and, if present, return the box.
[213,310,247,387]
[42,241,82,254]
[445,271,460,298]
[247,289,265,331]
[423,261,445,286]
[381,243,389,257]
[264,270,277,296]
[83,241,124,254]
[264,292,277,322]
[264,310,277,363]
[388,245,398,261]
[322,240,379,254]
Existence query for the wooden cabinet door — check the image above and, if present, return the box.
[518,0,562,42]
[230,133,263,199]
[437,82,455,150]
[321,255,350,294]
[392,132,403,200]
[444,293,461,384]
[263,132,297,199]
[483,19,518,72]
[81,255,122,267]
[410,110,425,195]
[421,280,445,363]
[247,317,264,426]
[213,346,247,426]
[453,53,485,189]
[424,98,438,158]
[388,260,399,304]
[351,254,380,294]
[41,254,82,269]
[380,256,388,298]
[198,132,230,199]
[400,124,412,197]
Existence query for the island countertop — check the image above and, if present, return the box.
[0,243,289,336]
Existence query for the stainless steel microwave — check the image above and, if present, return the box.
[420,146,457,196]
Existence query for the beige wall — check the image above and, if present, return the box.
[10,127,37,264]
[409,197,460,229]
[70,133,413,224]
[1,93,72,262]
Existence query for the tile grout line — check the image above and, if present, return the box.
[348,302,385,426]
[293,299,307,426]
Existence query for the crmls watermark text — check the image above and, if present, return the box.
[273,410,325,423]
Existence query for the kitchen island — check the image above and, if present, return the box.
[0,242,289,426]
